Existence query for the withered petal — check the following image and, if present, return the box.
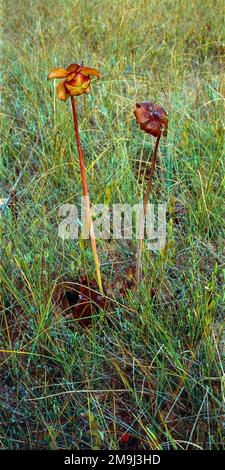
[134,106,152,124]
[141,101,154,112]
[47,67,69,80]
[56,80,69,101]
[140,118,161,137]
[153,105,168,131]
[78,67,100,79]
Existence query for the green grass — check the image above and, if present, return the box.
[0,0,224,450]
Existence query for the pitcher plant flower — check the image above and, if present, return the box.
[48,62,103,294]
[134,101,168,287]
[48,63,100,100]
[134,101,168,137]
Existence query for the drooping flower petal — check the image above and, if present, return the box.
[78,67,100,79]
[134,103,153,124]
[47,67,68,80]
[56,80,69,101]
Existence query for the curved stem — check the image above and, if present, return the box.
[135,134,161,287]
[70,96,103,294]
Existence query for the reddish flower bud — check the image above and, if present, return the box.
[134,101,168,137]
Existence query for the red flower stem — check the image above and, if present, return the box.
[70,96,103,294]
[135,134,161,286]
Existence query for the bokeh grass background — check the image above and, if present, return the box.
[0,0,224,449]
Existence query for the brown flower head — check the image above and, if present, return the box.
[134,101,168,137]
[48,63,100,101]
